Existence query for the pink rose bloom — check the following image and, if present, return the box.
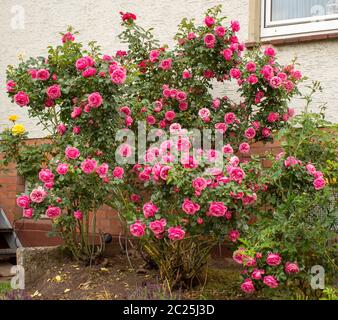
[56,163,68,175]
[165,110,176,121]
[204,16,215,27]
[222,48,233,61]
[143,202,159,219]
[30,187,47,203]
[88,92,103,108]
[62,32,75,43]
[176,91,187,101]
[159,165,171,180]
[247,74,258,84]
[224,112,236,124]
[75,57,89,70]
[313,177,326,190]
[130,194,140,202]
[130,221,146,238]
[284,156,299,167]
[95,163,109,178]
[204,33,216,48]
[240,279,255,294]
[182,198,200,215]
[252,269,265,280]
[14,91,30,106]
[230,167,245,183]
[16,195,31,209]
[36,69,50,81]
[233,248,246,264]
[228,230,240,242]
[222,144,234,154]
[23,208,34,219]
[290,70,302,80]
[246,62,256,72]
[192,177,207,191]
[267,112,279,123]
[215,26,226,37]
[264,46,276,57]
[313,171,324,179]
[46,85,61,100]
[82,67,96,78]
[244,127,256,139]
[149,49,160,62]
[168,226,185,241]
[262,127,271,138]
[270,76,282,89]
[44,182,54,190]
[188,32,196,40]
[285,262,300,274]
[111,67,127,84]
[266,253,282,266]
[57,124,67,135]
[81,159,97,174]
[208,202,227,217]
[182,69,191,79]
[159,58,172,70]
[46,206,62,219]
[198,108,211,120]
[230,68,241,79]
[38,169,54,183]
[215,123,227,133]
[263,275,279,288]
[306,164,316,175]
[65,146,80,159]
[149,219,167,235]
[6,80,16,92]
[28,69,37,79]
[231,20,240,32]
[239,143,250,154]
[112,166,124,179]
[71,106,82,119]
[260,65,274,80]
[73,210,83,220]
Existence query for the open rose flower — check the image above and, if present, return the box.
[30,187,47,203]
[284,262,299,274]
[263,275,279,288]
[208,202,227,217]
[168,226,185,240]
[266,253,282,266]
[81,158,97,174]
[65,147,80,159]
[241,279,255,294]
[46,206,62,219]
[16,195,31,209]
[143,202,159,219]
[14,91,30,107]
[130,221,146,237]
[149,219,167,235]
[182,198,200,215]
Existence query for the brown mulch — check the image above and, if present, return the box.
[24,252,248,300]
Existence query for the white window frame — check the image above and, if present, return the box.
[261,0,338,39]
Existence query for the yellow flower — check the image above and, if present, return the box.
[11,123,25,136]
[8,115,18,122]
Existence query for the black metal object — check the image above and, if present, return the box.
[0,208,22,259]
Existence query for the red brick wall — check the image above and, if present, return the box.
[0,139,282,247]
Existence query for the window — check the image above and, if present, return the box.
[261,0,338,38]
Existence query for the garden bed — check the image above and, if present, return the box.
[2,251,256,300]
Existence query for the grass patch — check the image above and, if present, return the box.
[0,282,12,295]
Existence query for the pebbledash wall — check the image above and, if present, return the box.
[0,0,337,246]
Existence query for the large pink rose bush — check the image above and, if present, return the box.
[5,6,335,294]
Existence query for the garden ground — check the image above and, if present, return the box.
[0,252,263,300]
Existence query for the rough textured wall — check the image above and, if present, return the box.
[0,0,337,138]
